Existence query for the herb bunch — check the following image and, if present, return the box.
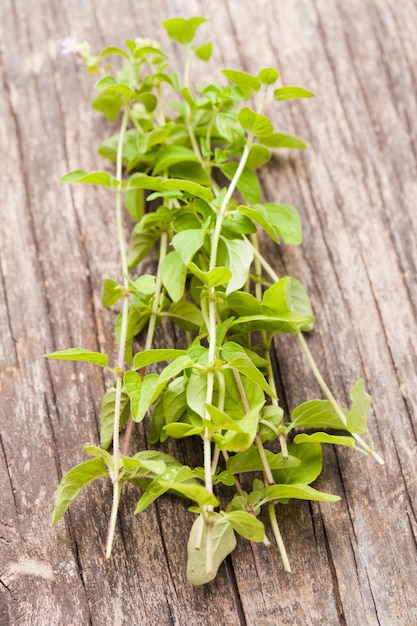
[48,17,383,585]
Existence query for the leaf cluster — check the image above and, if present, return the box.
[47,16,382,585]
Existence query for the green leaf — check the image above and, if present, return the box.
[123,371,142,422]
[172,227,206,265]
[187,515,236,585]
[262,277,292,316]
[52,458,108,523]
[160,251,187,302]
[263,483,340,503]
[59,170,120,188]
[218,405,262,452]
[258,67,279,85]
[237,107,273,136]
[231,313,311,335]
[187,262,232,287]
[127,230,159,269]
[133,349,188,370]
[290,278,315,331]
[100,387,130,449]
[246,144,271,169]
[125,188,144,222]
[162,16,206,45]
[45,347,109,368]
[226,448,300,474]
[290,400,347,431]
[264,203,302,245]
[127,173,164,191]
[222,69,261,95]
[186,371,208,418]
[135,374,159,422]
[294,433,356,448]
[220,237,254,295]
[238,204,279,243]
[150,355,195,403]
[160,179,214,202]
[153,146,200,175]
[168,300,204,331]
[99,46,129,59]
[135,465,195,512]
[164,423,203,439]
[226,353,276,398]
[204,404,243,433]
[224,511,264,542]
[273,86,314,101]
[166,482,218,507]
[272,441,323,486]
[227,290,263,316]
[346,379,372,434]
[130,274,156,295]
[84,444,114,471]
[101,278,124,307]
[259,132,306,149]
[193,42,212,61]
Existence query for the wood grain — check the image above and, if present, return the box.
[1,1,416,624]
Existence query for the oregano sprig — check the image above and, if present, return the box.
[47,16,384,586]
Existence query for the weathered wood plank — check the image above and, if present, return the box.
[1,1,417,624]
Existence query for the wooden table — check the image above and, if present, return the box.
[1,1,416,624]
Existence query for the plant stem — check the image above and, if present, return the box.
[106,107,129,559]
[268,503,291,573]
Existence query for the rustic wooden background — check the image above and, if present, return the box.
[1,0,417,624]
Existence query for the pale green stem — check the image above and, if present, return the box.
[268,503,291,573]
[144,231,168,352]
[106,107,129,559]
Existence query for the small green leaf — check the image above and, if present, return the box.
[218,405,262,452]
[164,423,204,438]
[346,379,372,434]
[290,400,347,431]
[172,227,206,265]
[237,107,273,136]
[127,230,159,269]
[262,277,292,316]
[263,483,340,503]
[45,347,109,368]
[101,278,125,307]
[186,371,208,418]
[153,146,200,175]
[123,370,142,422]
[168,300,203,331]
[99,46,129,59]
[264,203,302,245]
[133,349,187,370]
[135,374,159,423]
[59,170,120,188]
[220,237,254,295]
[258,67,279,85]
[125,188,144,221]
[222,69,261,95]
[160,179,214,202]
[273,86,314,101]
[204,404,243,433]
[224,511,264,542]
[127,173,164,191]
[100,387,130,449]
[226,353,276,398]
[162,16,206,45]
[150,356,195,404]
[272,442,323,486]
[161,251,187,302]
[166,482,218,507]
[193,42,212,61]
[259,132,307,149]
[237,107,256,132]
[246,144,271,169]
[52,458,108,523]
[294,433,356,448]
[187,262,232,287]
[187,515,236,585]
[227,448,300,474]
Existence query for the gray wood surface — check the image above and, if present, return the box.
[1,0,417,624]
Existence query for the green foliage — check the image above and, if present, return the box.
[49,15,383,588]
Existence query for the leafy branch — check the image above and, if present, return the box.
[47,16,384,585]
